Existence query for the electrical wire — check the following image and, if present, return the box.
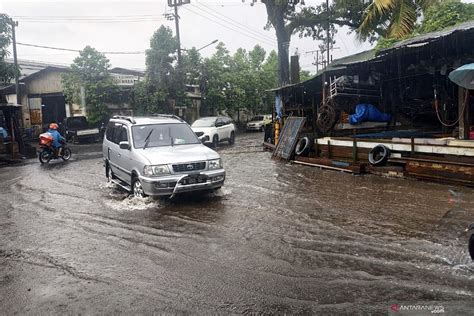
[17,42,146,55]
[13,14,166,23]
[181,6,276,47]
[195,2,276,43]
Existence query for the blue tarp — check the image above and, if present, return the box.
[349,104,392,124]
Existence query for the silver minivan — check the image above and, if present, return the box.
[103,115,225,198]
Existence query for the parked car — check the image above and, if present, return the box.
[103,115,225,198]
[246,115,272,132]
[61,116,102,143]
[191,116,236,147]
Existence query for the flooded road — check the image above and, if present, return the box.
[1,132,473,314]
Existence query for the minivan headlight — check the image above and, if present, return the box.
[208,159,222,170]
[143,164,170,176]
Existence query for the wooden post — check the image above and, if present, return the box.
[459,87,469,140]
[352,138,357,162]
[327,140,332,159]
[411,137,415,156]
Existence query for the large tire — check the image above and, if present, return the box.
[212,135,219,148]
[61,148,72,161]
[368,145,391,166]
[228,131,235,145]
[39,150,52,164]
[132,178,147,198]
[295,137,311,156]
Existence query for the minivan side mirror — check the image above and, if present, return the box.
[119,141,130,150]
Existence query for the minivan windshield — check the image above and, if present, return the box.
[251,116,264,121]
[191,118,216,128]
[132,124,200,148]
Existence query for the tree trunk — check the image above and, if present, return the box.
[264,2,291,86]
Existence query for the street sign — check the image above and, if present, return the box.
[167,0,190,7]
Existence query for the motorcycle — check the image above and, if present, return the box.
[38,133,72,164]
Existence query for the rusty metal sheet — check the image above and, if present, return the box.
[273,117,306,160]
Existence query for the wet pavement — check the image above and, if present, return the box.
[1,132,473,314]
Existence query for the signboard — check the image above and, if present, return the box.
[272,117,306,160]
[168,0,190,7]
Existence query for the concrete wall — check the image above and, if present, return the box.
[26,70,65,95]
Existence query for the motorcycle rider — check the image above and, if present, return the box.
[47,123,65,156]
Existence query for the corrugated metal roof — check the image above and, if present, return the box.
[379,20,474,53]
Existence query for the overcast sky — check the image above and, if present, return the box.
[3,0,466,74]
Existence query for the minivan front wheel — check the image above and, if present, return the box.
[132,178,147,198]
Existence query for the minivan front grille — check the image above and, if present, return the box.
[172,162,206,173]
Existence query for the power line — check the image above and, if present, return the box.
[13,14,167,23]
[181,6,276,47]
[195,2,276,43]
[17,42,146,54]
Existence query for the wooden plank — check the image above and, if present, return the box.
[317,137,474,157]
[293,160,357,174]
[295,156,363,173]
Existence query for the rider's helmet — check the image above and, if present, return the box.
[49,123,59,130]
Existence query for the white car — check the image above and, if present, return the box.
[191,116,236,147]
[246,115,272,131]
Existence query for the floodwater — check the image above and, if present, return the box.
[0,133,473,314]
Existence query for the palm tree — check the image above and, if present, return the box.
[357,0,440,41]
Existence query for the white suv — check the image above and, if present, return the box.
[191,116,236,147]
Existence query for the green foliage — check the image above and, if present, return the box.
[131,26,179,114]
[62,46,118,124]
[374,0,474,51]
[418,0,474,34]
[300,70,312,82]
[356,0,440,41]
[0,14,19,85]
[375,37,403,52]
[201,44,278,117]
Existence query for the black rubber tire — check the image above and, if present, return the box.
[228,132,235,145]
[295,137,311,156]
[39,150,51,164]
[61,148,72,161]
[368,145,391,166]
[212,135,219,148]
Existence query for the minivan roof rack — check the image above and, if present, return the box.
[150,114,185,122]
[112,115,136,124]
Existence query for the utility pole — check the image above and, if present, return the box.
[10,19,20,106]
[167,0,190,66]
[174,4,182,66]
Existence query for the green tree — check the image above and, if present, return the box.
[131,26,179,114]
[418,0,474,34]
[200,42,232,115]
[62,46,118,124]
[0,14,19,85]
[182,47,202,86]
[357,0,440,41]
[246,1,366,85]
